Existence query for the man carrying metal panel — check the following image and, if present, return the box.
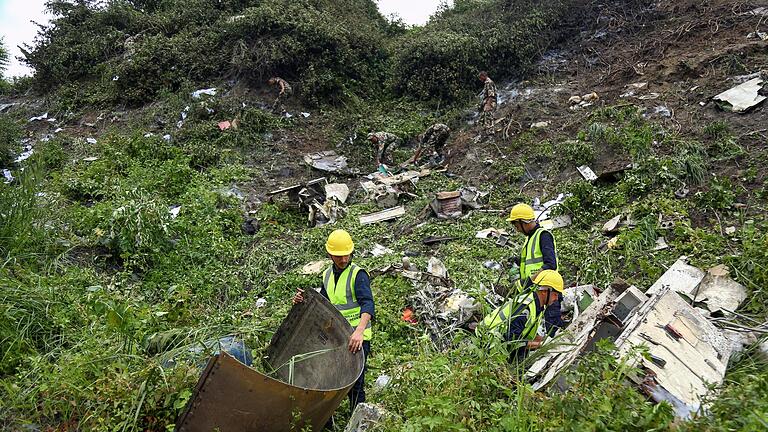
[293,229,374,410]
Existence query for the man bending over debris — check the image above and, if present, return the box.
[477,270,565,361]
[368,131,402,168]
[506,203,565,336]
[478,71,498,134]
[404,123,451,167]
[268,77,292,112]
[293,229,374,411]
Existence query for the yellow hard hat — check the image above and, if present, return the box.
[326,229,354,256]
[506,203,535,222]
[533,270,565,293]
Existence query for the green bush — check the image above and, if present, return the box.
[0,116,21,166]
[388,0,569,103]
[88,189,173,267]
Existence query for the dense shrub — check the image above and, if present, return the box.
[388,0,569,102]
[24,0,390,106]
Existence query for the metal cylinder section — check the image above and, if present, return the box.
[177,289,364,432]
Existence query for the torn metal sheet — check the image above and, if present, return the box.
[2,169,13,183]
[540,215,572,230]
[602,215,622,234]
[653,237,669,251]
[691,265,747,314]
[177,289,363,432]
[370,244,394,257]
[476,228,508,239]
[527,284,625,389]
[459,186,489,210]
[615,288,734,419]
[325,183,350,204]
[427,257,448,279]
[359,206,406,225]
[191,88,217,98]
[560,284,597,320]
[301,260,331,275]
[533,193,571,221]
[713,77,766,113]
[645,256,706,297]
[304,151,355,175]
[344,403,386,432]
[577,165,598,181]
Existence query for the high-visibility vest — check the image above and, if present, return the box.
[480,293,541,345]
[323,264,372,341]
[519,227,557,282]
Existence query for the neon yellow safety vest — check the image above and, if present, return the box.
[479,293,541,345]
[519,227,557,283]
[323,263,372,341]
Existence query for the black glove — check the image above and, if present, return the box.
[507,256,521,267]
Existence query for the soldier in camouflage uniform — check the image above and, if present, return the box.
[368,132,402,167]
[405,123,451,166]
[478,71,498,134]
[268,77,292,113]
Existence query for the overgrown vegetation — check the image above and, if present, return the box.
[22,0,575,107]
[2,0,767,430]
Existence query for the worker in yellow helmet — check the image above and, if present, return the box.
[292,229,374,411]
[477,270,565,361]
[506,203,564,336]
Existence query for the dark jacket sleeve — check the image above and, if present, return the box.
[354,270,375,319]
[539,231,557,271]
[544,298,564,337]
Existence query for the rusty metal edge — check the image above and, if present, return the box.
[175,354,219,432]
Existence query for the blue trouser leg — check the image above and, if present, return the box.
[348,341,370,411]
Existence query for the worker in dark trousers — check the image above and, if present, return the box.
[293,229,374,411]
[506,203,565,336]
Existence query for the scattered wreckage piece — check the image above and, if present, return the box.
[431,191,462,219]
[692,265,748,314]
[577,165,598,181]
[344,403,387,432]
[540,215,572,230]
[529,266,744,419]
[430,187,490,219]
[361,169,431,208]
[476,228,509,239]
[645,256,705,298]
[427,257,448,279]
[712,77,766,113]
[177,289,364,432]
[370,244,394,257]
[304,151,358,175]
[527,281,628,390]
[532,193,571,221]
[269,178,348,227]
[359,206,406,225]
[615,288,734,419]
[422,236,457,245]
[301,260,331,275]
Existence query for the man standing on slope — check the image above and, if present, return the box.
[478,71,498,134]
[293,229,374,410]
[477,270,565,361]
[506,203,565,336]
[268,77,292,113]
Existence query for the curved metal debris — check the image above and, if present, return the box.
[177,289,364,432]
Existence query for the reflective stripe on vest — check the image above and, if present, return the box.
[323,264,372,340]
[481,293,540,342]
[519,227,557,282]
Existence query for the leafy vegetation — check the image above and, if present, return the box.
[2,0,767,430]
